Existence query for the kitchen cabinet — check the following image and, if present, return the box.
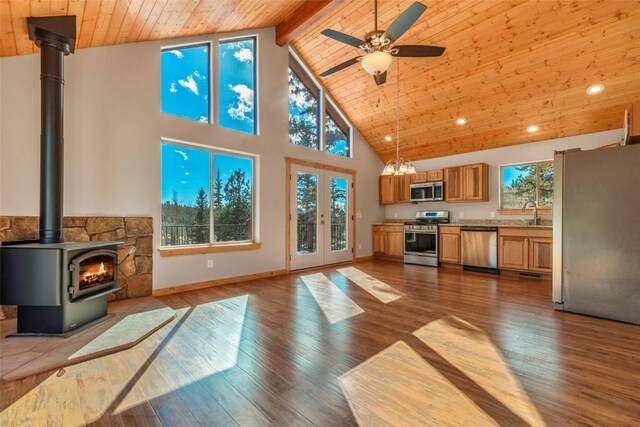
[379,175,410,205]
[498,228,552,273]
[439,226,461,264]
[411,172,428,183]
[372,224,404,258]
[444,163,489,202]
[427,169,444,182]
[529,237,553,273]
[379,176,395,205]
[394,175,411,204]
[444,167,463,201]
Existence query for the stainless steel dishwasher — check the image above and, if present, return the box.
[461,226,499,273]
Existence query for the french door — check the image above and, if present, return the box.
[290,164,353,270]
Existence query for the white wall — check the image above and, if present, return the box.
[386,129,624,221]
[0,28,385,290]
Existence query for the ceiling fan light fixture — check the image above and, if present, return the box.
[586,83,604,95]
[361,51,393,75]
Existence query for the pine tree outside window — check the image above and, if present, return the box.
[500,161,554,209]
[161,142,255,247]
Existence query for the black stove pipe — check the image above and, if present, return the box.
[27,17,76,244]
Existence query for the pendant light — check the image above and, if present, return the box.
[381,60,415,176]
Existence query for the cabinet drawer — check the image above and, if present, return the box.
[439,226,461,235]
[373,224,404,233]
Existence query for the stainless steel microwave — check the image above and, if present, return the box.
[410,181,444,202]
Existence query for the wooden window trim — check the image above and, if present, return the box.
[497,208,552,215]
[159,242,261,257]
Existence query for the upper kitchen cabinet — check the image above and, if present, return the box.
[379,176,395,205]
[379,175,411,205]
[444,163,489,202]
[427,169,444,182]
[410,171,428,183]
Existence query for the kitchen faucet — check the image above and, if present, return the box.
[522,200,539,226]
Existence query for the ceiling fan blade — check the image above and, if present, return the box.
[392,45,445,57]
[374,71,387,86]
[321,29,364,48]
[320,57,361,77]
[384,2,428,43]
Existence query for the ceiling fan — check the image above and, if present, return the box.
[319,0,445,85]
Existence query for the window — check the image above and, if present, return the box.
[219,37,257,134]
[161,43,210,123]
[161,142,255,247]
[288,54,320,150]
[501,161,553,209]
[325,99,351,157]
[288,52,352,157]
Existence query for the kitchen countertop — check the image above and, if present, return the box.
[377,218,552,229]
[439,223,552,229]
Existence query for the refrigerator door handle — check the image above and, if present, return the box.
[552,151,564,305]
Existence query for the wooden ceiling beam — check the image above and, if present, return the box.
[275,0,335,47]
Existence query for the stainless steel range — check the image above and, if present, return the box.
[404,211,449,267]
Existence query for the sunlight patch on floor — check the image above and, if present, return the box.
[337,267,403,303]
[69,306,176,359]
[301,273,364,324]
[0,296,249,425]
[339,341,498,426]
[413,316,546,427]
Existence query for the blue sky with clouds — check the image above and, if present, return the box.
[161,144,253,205]
[161,44,210,122]
[219,39,256,134]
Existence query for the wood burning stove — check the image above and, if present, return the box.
[0,16,123,335]
[1,241,122,335]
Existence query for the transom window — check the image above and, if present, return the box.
[161,142,256,247]
[219,37,257,135]
[288,53,351,157]
[161,43,210,123]
[500,161,553,209]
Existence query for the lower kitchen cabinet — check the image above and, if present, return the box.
[439,226,461,264]
[498,228,552,274]
[529,237,553,273]
[373,224,404,258]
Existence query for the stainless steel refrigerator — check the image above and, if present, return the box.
[553,144,640,324]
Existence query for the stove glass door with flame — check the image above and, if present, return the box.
[70,250,118,300]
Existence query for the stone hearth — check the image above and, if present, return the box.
[0,216,153,319]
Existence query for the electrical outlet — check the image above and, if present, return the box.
[207,259,213,268]
[394,212,399,218]
[459,212,465,218]
[358,243,362,250]
[356,212,362,219]
[490,211,495,218]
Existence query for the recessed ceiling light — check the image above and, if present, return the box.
[384,135,393,142]
[455,117,467,126]
[586,84,605,95]
[526,125,540,133]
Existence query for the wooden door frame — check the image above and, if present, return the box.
[285,157,356,272]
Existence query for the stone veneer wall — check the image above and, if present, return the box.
[0,216,153,319]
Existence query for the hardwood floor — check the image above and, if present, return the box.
[1,260,639,426]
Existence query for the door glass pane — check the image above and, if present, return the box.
[297,172,318,254]
[330,177,347,251]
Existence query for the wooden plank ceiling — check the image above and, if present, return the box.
[1,1,639,161]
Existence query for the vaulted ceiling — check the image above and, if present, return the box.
[1,0,639,162]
